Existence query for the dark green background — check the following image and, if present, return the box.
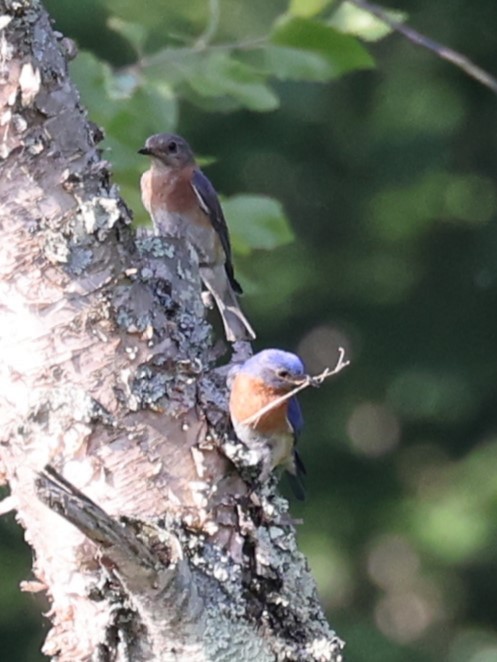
[3,1,497,660]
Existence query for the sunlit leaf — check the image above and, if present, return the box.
[329,2,406,42]
[271,16,374,75]
[289,0,335,19]
[223,195,294,254]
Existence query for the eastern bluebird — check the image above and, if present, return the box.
[229,349,308,500]
[138,133,256,343]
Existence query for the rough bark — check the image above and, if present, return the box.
[0,1,344,660]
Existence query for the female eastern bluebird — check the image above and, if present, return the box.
[138,133,256,343]
[229,349,308,500]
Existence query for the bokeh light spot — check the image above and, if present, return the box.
[298,324,353,374]
[347,401,400,457]
[375,591,434,644]
[367,534,420,590]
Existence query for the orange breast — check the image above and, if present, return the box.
[141,165,225,266]
[230,374,289,432]
[149,166,209,221]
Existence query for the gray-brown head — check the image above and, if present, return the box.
[138,133,195,169]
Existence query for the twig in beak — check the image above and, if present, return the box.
[239,347,350,426]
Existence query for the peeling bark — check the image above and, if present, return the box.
[0,1,344,660]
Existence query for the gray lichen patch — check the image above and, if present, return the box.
[136,235,177,261]
[175,489,344,661]
[220,434,267,484]
[115,301,154,335]
[77,197,122,238]
[114,233,211,360]
[68,245,93,274]
[131,364,196,415]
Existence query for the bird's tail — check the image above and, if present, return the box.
[200,265,256,342]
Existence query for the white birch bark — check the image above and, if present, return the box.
[0,1,344,660]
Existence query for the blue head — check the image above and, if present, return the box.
[239,349,307,391]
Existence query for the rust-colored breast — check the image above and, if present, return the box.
[141,164,224,264]
[148,165,210,222]
[230,374,289,432]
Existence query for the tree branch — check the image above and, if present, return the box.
[35,466,209,660]
[348,0,497,94]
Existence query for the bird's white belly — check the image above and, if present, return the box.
[233,421,294,477]
[268,432,294,470]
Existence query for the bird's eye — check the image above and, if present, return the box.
[167,141,178,153]
[277,369,290,378]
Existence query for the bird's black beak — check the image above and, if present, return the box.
[138,147,152,156]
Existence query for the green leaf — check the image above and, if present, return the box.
[289,0,334,19]
[329,2,406,42]
[106,85,178,147]
[180,90,244,113]
[260,45,338,81]
[223,195,294,255]
[144,50,279,112]
[143,80,179,131]
[70,51,178,193]
[69,51,118,124]
[142,49,204,88]
[186,52,279,112]
[107,16,147,53]
[271,16,374,76]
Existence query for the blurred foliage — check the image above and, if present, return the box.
[4,0,497,660]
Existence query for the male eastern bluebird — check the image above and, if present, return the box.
[138,133,256,343]
[229,349,308,500]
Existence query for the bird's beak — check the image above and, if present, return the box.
[293,373,321,387]
[289,374,310,386]
[138,147,152,156]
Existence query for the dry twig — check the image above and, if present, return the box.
[240,347,350,427]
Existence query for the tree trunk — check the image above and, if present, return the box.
[0,1,344,660]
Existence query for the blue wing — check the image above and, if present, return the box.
[286,396,307,499]
[287,396,304,439]
[191,169,242,294]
